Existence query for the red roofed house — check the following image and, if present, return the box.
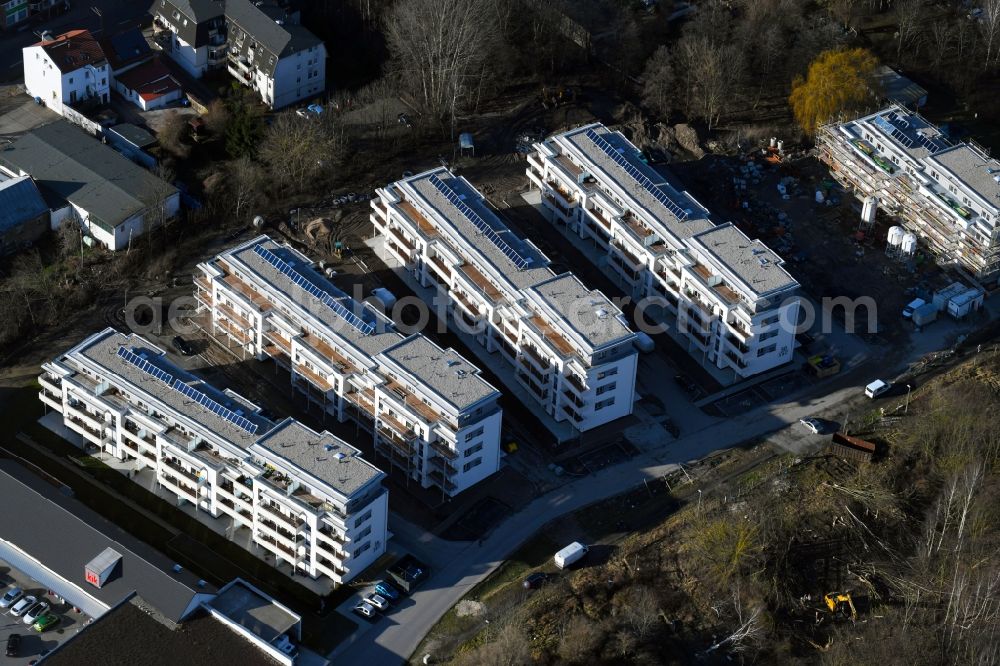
[22,29,110,116]
[113,58,184,110]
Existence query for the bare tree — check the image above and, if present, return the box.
[384,0,501,135]
[228,156,263,225]
[894,0,924,66]
[674,35,744,130]
[258,112,346,192]
[980,0,1000,67]
[641,46,676,119]
[701,586,763,657]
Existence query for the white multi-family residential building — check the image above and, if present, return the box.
[151,0,326,108]
[196,235,503,497]
[22,29,110,115]
[372,169,639,432]
[224,0,326,109]
[39,327,389,585]
[528,123,800,379]
[817,104,1000,282]
[151,0,227,78]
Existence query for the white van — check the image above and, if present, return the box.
[553,542,589,569]
[865,379,890,398]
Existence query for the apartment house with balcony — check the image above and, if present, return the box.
[22,29,110,115]
[39,327,388,585]
[528,124,800,379]
[196,235,502,497]
[817,104,1000,283]
[372,169,638,432]
[224,0,325,109]
[151,0,227,78]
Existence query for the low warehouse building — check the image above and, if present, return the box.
[0,174,50,255]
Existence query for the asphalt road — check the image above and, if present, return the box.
[1,0,150,83]
[328,365,892,665]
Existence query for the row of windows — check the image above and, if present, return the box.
[463,457,482,473]
[464,442,483,458]
[595,397,616,410]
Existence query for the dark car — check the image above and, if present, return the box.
[523,572,549,590]
[6,634,20,658]
[374,581,400,601]
[674,374,699,395]
[398,112,412,128]
[172,336,195,356]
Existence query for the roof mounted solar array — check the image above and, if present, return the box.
[584,128,689,221]
[252,244,375,335]
[427,174,532,270]
[917,133,944,154]
[872,115,914,149]
[171,378,259,435]
[117,346,174,386]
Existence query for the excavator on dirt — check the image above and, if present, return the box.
[823,592,857,621]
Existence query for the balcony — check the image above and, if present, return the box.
[377,427,415,456]
[429,255,452,279]
[725,349,748,369]
[430,440,458,460]
[562,404,583,422]
[294,363,333,392]
[388,226,417,251]
[564,373,587,394]
[344,388,377,418]
[453,291,482,318]
[379,412,417,442]
[215,314,252,343]
[563,389,585,408]
[222,275,271,312]
[383,379,440,423]
[528,315,575,357]
[429,455,458,474]
[621,212,655,242]
[520,343,551,371]
[611,239,644,270]
[398,199,440,238]
[457,263,503,304]
[427,469,457,492]
[39,374,62,394]
[263,329,292,352]
[162,458,201,484]
[259,502,305,529]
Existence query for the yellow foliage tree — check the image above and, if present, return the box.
[790,47,878,135]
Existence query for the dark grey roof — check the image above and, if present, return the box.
[151,0,225,47]
[107,123,158,149]
[225,0,321,75]
[0,175,48,233]
[206,580,298,645]
[0,461,213,623]
[0,121,177,230]
[874,66,927,108]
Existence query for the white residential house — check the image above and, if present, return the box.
[372,169,639,432]
[40,328,390,585]
[196,235,504,497]
[22,29,110,116]
[528,123,801,379]
[150,0,227,79]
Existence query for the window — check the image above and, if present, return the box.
[356,525,371,540]
[596,381,616,395]
[595,397,616,410]
[465,443,483,458]
[464,426,484,442]
[353,541,371,558]
[68,77,73,84]
[761,315,779,326]
[760,329,779,341]
[597,367,618,380]
[353,510,372,528]
[462,457,482,473]
[757,344,777,357]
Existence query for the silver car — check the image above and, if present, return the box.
[0,587,23,608]
[23,601,50,625]
[10,595,36,617]
[366,594,389,612]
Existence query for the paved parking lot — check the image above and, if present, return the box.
[0,561,91,664]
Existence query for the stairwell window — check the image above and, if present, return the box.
[464,426,484,442]
[465,443,483,458]
[595,397,615,410]
[757,344,777,357]
[462,457,482,473]
[596,381,616,395]
[353,510,372,528]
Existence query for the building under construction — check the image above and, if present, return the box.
[817,104,1000,283]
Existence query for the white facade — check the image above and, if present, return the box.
[528,123,800,379]
[818,104,1000,281]
[22,34,110,116]
[39,328,389,585]
[197,235,503,498]
[74,192,181,251]
[372,169,639,432]
[152,5,227,78]
[227,39,326,109]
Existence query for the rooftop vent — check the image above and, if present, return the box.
[446,360,460,367]
[172,564,183,573]
[197,579,207,588]
[335,452,347,461]
[455,369,468,377]
[324,444,335,452]
[596,308,609,319]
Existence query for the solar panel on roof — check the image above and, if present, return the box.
[584,128,689,220]
[252,244,376,335]
[428,174,532,270]
[117,346,174,386]
[170,378,259,435]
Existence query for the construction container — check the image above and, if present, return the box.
[932,282,966,310]
[947,288,985,319]
[829,432,876,463]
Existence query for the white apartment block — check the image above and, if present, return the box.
[372,169,638,432]
[818,104,1000,282]
[528,124,800,379]
[196,235,502,498]
[39,328,389,585]
[22,29,110,116]
[151,0,227,79]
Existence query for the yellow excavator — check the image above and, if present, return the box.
[824,592,857,621]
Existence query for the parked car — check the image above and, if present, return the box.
[307,103,324,116]
[353,602,377,620]
[23,601,50,625]
[5,634,19,658]
[366,594,389,612]
[674,374,699,396]
[374,581,400,601]
[171,336,194,356]
[11,595,37,617]
[32,612,60,632]
[865,379,891,399]
[523,572,549,590]
[799,418,823,435]
[1,586,23,608]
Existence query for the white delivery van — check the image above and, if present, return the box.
[554,542,589,569]
[865,379,891,398]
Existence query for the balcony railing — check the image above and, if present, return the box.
[430,440,458,460]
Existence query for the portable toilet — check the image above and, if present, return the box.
[459,132,475,156]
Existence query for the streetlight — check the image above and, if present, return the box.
[905,384,912,414]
